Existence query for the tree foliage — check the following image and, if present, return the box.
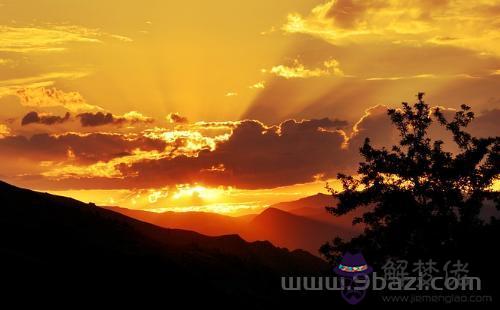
[321,93,499,265]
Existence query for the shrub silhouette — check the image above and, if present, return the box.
[321,93,499,268]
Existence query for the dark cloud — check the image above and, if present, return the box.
[167,113,188,124]
[469,109,500,137]
[21,111,70,126]
[110,118,351,189]
[77,112,119,127]
[77,111,153,127]
[0,132,167,164]
[6,118,352,190]
[345,104,500,155]
[4,107,499,191]
[345,105,398,149]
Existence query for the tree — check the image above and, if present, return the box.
[320,93,499,266]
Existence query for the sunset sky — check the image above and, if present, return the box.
[1,0,499,215]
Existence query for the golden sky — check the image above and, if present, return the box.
[1,0,499,214]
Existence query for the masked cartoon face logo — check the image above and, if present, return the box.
[340,276,368,305]
[334,252,373,305]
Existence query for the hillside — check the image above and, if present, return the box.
[244,207,355,255]
[270,193,366,231]
[107,201,355,255]
[0,180,328,306]
[107,206,253,236]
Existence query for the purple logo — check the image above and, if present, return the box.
[334,251,373,305]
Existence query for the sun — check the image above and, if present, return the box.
[172,184,226,201]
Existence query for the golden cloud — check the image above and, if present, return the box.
[41,149,165,180]
[263,58,343,79]
[32,127,232,181]
[142,128,230,156]
[0,71,91,96]
[249,81,266,89]
[365,73,481,81]
[15,87,103,113]
[0,25,132,53]
[0,123,10,138]
[187,120,240,131]
[366,74,436,81]
[122,111,154,123]
[282,0,500,56]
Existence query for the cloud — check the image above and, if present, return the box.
[263,58,343,79]
[225,92,238,97]
[366,74,437,81]
[77,112,114,127]
[141,128,230,156]
[4,105,498,191]
[467,109,500,138]
[243,35,500,125]
[27,118,351,189]
[0,132,167,164]
[365,73,480,81]
[0,124,10,138]
[40,149,164,180]
[77,111,153,127]
[121,111,154,124]
[343,104,398,149]
[0,126,231,188]
[0,25,132,53]
[167,112,188,124]
[14,87,102,113]
[282,0,500,56]
[344,104,500,154]
[21,111,71,126]
[249,81,266,89]
[187,121,240,131]
[0,72,92,97]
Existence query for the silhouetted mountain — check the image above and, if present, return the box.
[107,206,253,236]
[269,193,365,231]
[0,180,329,306]
[270,193,334,213]
[107,201,355,255]
[245,207,355,255]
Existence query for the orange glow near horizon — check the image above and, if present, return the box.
[47,179,342,216]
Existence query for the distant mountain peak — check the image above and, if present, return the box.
[268,192,336,213]
[258,206,290,216]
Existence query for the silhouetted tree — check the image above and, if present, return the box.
[321,93,499,266]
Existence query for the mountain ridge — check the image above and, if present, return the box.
[105,196,357,255]
[0,180,329,305]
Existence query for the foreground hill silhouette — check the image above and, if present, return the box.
[0,180,330,306]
